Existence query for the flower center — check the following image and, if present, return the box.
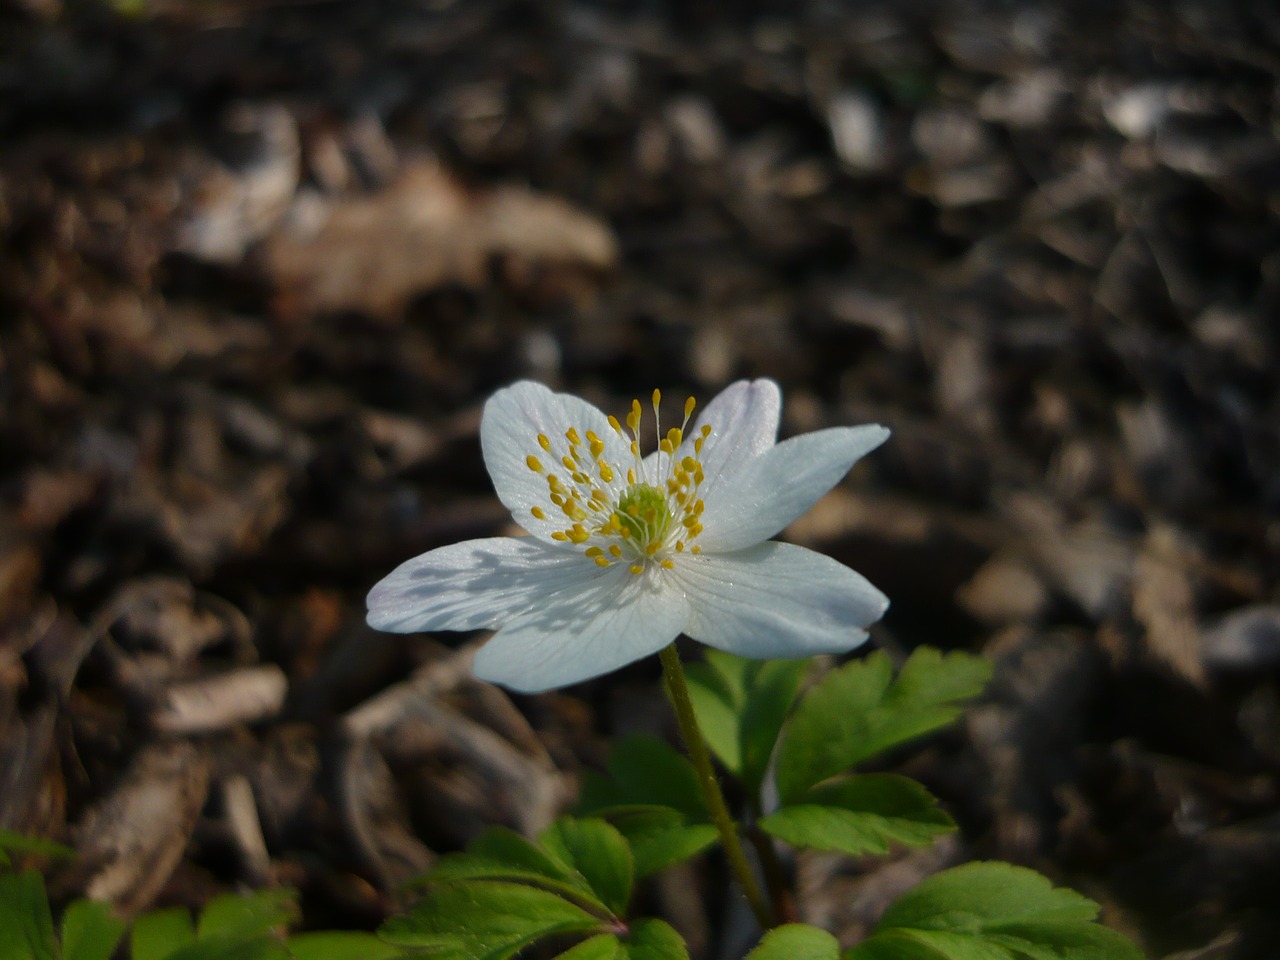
[523,390,712,575]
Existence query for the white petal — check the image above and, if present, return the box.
[366,537,607,633]
[678,541,888,658]
[680,379,781,506]
[480,381,632,543]
[472,567,688,692]
[696,424,889,552]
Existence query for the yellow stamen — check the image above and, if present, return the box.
[531,507,546,520]
[629,563,644,575]
[526,455,543,472]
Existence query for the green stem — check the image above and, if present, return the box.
[658,643,774,931]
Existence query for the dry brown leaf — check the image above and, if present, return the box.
[264,160,618,319]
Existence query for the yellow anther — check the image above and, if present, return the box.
[608,415,624,435]
[551,531,568,541]
[661,559,674,569]
[586,429,601,444]
[682,457,697,472]
[594,556,611,567]
[684,396,696,419]
[627,468,636,484]
[627,505,640,517]
[676,540,685,552]
[585,547,604,557]
[590,439,604,458]
[652,388,661,407]
[538,434,552,451]
[609,545,622,557]
[598,462,614,482]
[694,467,704,484]
[694,499,705,515]
[694,437,704,454]
[645,542,661,556]
[526,455,543,472]
[531,507,546,520]
[701,425,712,437]
[629,563,644,575]
[668,427,682,447]
[682,516,699,529]
[566,427,582,446]
[692,545,702,554]
[562,455,576,471]
[660,439,674,455]
[627,401,641,433]
[630,440,639,457]
[569,524,590,544]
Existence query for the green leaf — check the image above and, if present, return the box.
[421,824,614,916]
[539,818,634,918]
[603,809,718,879]
[621,919,688,960]
[775,650,990,802]
[196,889,297,941]
[164,937,291,960]
[555,935,623,960]
[759,775,954,856]
[745,924,840,960]
[878,862,1097,930]
[0,870,58,960]
[286,931,405,960]
[846,863,1146,960]
[131,907,197,960]
[0,830,73,868]
[379,880,604,959]
[686,652,808,798]
[60,900,127,960]
[578,737,707,820]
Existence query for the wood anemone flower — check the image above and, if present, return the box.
[367,379,890,693]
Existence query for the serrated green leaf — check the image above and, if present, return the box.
[686,652,808,798]
[539,818,633,918]
[286,931,405,960]
[60,899,127,960]
[131,907,197,960]
[877,863,1097,931]
[379,880,604,959]
[578,737,707,820]
[745,923,840,960]
[196,889,297,941]
[605,809,719,878]
[775,650,990,802]
[846,863,1145,960]
[986,921,1145,960]
[165,936,291,960]
[759,775,954,856]
[0,830,74,868]
[555,934,623,960]
[849,929,1012,960]
[621,918,687,960]
[0,870,58,960]
[422,826,608,914]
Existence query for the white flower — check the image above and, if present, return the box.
[366,379,890,693]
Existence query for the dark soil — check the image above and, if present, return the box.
[3,1,1279,957]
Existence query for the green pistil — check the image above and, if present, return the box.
[616,483,671,546]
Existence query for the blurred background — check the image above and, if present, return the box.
[2,0,1279,956]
